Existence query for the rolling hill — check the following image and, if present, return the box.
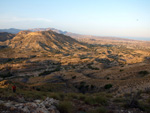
[0,28,150,113]
[9,30,87,52]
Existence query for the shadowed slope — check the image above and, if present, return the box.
[0,32,15,42]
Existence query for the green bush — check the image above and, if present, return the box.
[106,77,110,80]
[120,69,124,72]
[104,84,113,89]
[36,87,41,91]
[76,82,89,93]
[138,71,149,76]
[91,85,95,90]
[138,101,150,112]
[124,92,141,108]
[72,76,76,79]
[80,81,86,85]
[84,96,96,105]
[0,72,13,78]
[39,71,52,76]
[57,101,74,113]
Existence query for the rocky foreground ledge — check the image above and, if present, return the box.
[0,97,60,113]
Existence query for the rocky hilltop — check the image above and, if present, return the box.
[9,30,87,52]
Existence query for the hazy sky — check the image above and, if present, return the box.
[0,0,150,40]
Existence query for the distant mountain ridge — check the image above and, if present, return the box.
[0,28,145,41]
[0,28,21,34]
[0,28,68,34]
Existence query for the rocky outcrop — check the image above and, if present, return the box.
[0,97,59,113]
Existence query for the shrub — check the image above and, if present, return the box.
[39,71,52,76]
[120,69,124,72]
[84,96,96,105]
[107,77,110,80]
[57,101,73,113]
[84,95,107,105]
[104,84,113,89]
[138,101,150,112]
[36,87,41,91]
[76,82,88,93]
[72,76,76,79]
[138,71,149,76]
[39,66,60,76]
[124,92,141,108]
[85,85,89,90]
[91,85,95,90]
[80,81,86,85]
[88,65,99,70]
[0,72,13,78]
[95,96,107,105]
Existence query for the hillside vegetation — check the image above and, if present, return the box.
[0,30,150,113]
